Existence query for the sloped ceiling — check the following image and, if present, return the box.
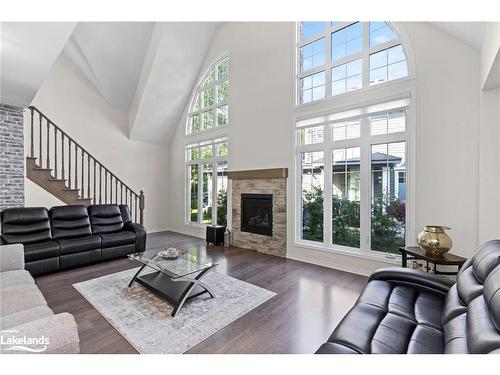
[431,22,489,50]
[129,22,222,143]
[66,22,155,111]
[0,22,76,107]
[64,21,222,144]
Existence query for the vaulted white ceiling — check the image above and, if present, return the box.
[0,22,76,106]
[431,22,489,50]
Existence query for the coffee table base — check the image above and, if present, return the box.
[129,266,216,317]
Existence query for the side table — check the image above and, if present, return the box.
[399,246,466,276]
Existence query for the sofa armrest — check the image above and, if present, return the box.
[0,312,79,354]
[123,222,147,252]
[0,243,25,272]
[369,267,455,297]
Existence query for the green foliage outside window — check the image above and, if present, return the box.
[302,187,405,253]
[302,185,324,242]
[217,189,227,227]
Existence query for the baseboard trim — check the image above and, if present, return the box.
[287,252,372,277]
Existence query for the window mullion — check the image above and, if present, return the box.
[197,162,203,224]
[324,124,333,245]
[362,22,370,89]
[325,30,332,100]
[359,116,371,253]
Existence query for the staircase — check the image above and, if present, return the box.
[26,106,145,224]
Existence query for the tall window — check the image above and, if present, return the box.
[186,138,228,226]
[188,56,229,134]
[297,22,408,104]
[186,55,229,226]
[297,100,409,256]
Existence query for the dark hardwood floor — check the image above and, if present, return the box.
[34,231,368,354]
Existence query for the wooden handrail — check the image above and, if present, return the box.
[28,106,145,224]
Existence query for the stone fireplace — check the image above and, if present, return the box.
[228,168,287,257]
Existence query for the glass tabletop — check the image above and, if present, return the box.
[128,248,217,279]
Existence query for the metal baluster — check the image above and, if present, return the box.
[46,120,50,170]
[68,141,72,188]
[61,134,65,183]
[30,108,34,157]
[115,179,118,204]
[104,170,108,203]
[134,196,138,222]
[129,190,132,210]
[93,160,96,203]
[81,148,84,197]
[120,184,123,204]
[54,127,58,179]
[87,155,90,199]
[39,114,42,166]
[74,145,78,192]
[99,165,102,204]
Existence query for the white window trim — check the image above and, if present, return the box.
[295,22,413,106]
[186,54,230,135]
[184,53,230,227]
[293,87,416,262]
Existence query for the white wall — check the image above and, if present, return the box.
[478,88,500,243]
[26,51,169,232]
[167,22,482,275]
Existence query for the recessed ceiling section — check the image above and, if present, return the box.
[66,22,154,111]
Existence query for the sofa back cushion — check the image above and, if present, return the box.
[442,240,500,353]
[1,207,52,244]
[50,205,92,239]
[119,205,132,224]
[88,204,124,234]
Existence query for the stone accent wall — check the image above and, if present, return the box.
[231,177,286,257]
[0,104,24,211]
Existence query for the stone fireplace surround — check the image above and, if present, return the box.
[228,168,287,257]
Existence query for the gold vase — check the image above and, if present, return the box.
[417,225,453,256]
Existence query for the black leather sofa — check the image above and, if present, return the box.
[0,204,146,276]
[316,240,500,354]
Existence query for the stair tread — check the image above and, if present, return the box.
[48,178,67,182]
[33,167,53,171]
[63,188,80,192]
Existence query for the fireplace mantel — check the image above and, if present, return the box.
[227,168,288,180]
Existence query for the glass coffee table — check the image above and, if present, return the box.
[128,249,218,317]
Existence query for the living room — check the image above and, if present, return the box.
[1,0,499,372]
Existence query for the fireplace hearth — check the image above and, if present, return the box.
[241,194,273,236]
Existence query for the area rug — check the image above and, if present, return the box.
[73,268,276,354]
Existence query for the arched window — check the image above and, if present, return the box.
[297,22,408,104]
[187,55,229,134]
[295,22,413,260]
[185,55,229,227]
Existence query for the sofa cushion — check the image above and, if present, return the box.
[0,305,53,330]
[89,204,124,234]
[0,269,34,290]
[50,205,92,239]
[327,280,445,354]
[99,231,136,248]
[24,240,60,262]
[58,235,101,255]
[0,284,47,317]
[1,207,52,244]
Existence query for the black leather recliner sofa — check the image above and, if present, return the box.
[0,204,146,276]
[316,240,500,354]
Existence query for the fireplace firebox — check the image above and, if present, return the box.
[241,194,273,236]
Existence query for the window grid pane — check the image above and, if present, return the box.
[301,71,326,104]
[332,118,361,140]
[300,22,325,41]
[369,22,397,47]
[369,44,407,86]
[332,22,363,61]
[301,38,326,72]
[301,151,324,242]
[331,58,362,96]
[300,125,325,145]
[371,141,406,254]
[332,147,360,248]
